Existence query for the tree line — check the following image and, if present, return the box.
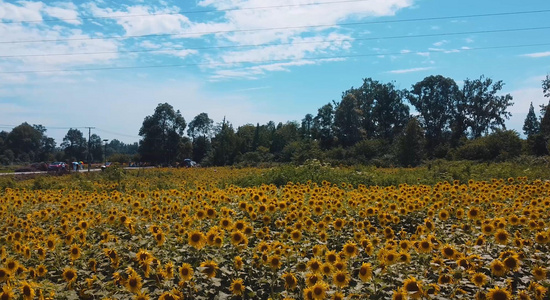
[0,125,138,166]
[2,74,549,167]
[138,74,550,167]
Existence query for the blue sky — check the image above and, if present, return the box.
[0,0,549,144]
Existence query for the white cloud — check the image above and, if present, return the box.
[416,52,430,57]
[0,0,43,22]
[387,67,434,74]
[433,40,448,47]
[400,49,411,54]
[521,51,550,58]
[86,3,191,36]
[43,2,80,25]
[465,38,474,43]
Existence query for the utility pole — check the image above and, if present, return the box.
[85,127,95,172]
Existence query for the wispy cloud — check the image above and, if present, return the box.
[387,67,434,74]
[522,51,550,58]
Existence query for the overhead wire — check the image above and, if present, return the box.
[1,9,550,44]
[1,42,549,74]
[1,26,549,58]
[0,0,382,24]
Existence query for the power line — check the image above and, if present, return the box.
[0,0,376,24]
[1,42,549,75]
[95,128,140,139]
[2,26,549,58]
[2,9,550,44]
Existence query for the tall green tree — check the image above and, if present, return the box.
[543,74,550,98]
[61,128,87,161]
[313,103,335,149]
[395,118,425,167]
[301,114,314,139]
[408,75,460,153]
[89,134,104,163]
[370,80,409,142]
[187,113,213,140]
[208,118,238,166]
[334,94,365,147]
[539,101,550,139]
[138,103,187,165]
[270,121,300,156]
[523,102,540,136]
[6,123,45,162]
[462,76,513,138]
[187,113,214,163]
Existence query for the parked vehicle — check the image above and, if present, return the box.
[48,162,66,171]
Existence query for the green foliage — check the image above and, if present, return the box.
[138,102,187,165]
[523,102,540,136]
[455,130,522,161]
[462,75,514,138]
[395,118,425,167]
[408,75,460,156]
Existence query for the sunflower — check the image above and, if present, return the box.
[178,263,193,282]
[306,273,321,286]
[532,266,547,281]
[290,230,302,242]
[342,242,358,258]
[188,231,206,250]
[333,270,350,288]
[470,272,487,287]
[392,288,407,300]
[403,277,422,299]
[46,235,57,250]
[36,246,46,260]
[69,244,81,261]
[158,291,180,300]
[62,267,78,284]
[136,249,153,265]
[269,255,282,270]
[358,263,372,282]
[134,292,150,300]
[0,268,9,282]
[230,231,245,246]
[325,251,338,264]
[441,245,456,259]
[486,286,511,300]
[398,252,411,264]
[125,272,143,294]
[384,250,399,265]
[517,290,531,300]
[5,258,18,273]
[494,229,509,245]
[154,231,165,246]
[0,285,14,300]
[482,224,494,235]
[331,292,345,300]
[282,272,298,290]
[308,258,322,274]
[200,260,218,278]
[490,260,507,277]
[311,281,328,300]
[437,273,453,285]
[417,240,432,254]
[36,265,47,277]
[321,262,333,276]
[234,256,244,270]
[503,255,520,272]
[230,278,245,296]
[20,281,34,300]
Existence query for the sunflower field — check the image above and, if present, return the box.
[0,166,549,300]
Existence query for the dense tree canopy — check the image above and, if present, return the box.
[139,103,188,165]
